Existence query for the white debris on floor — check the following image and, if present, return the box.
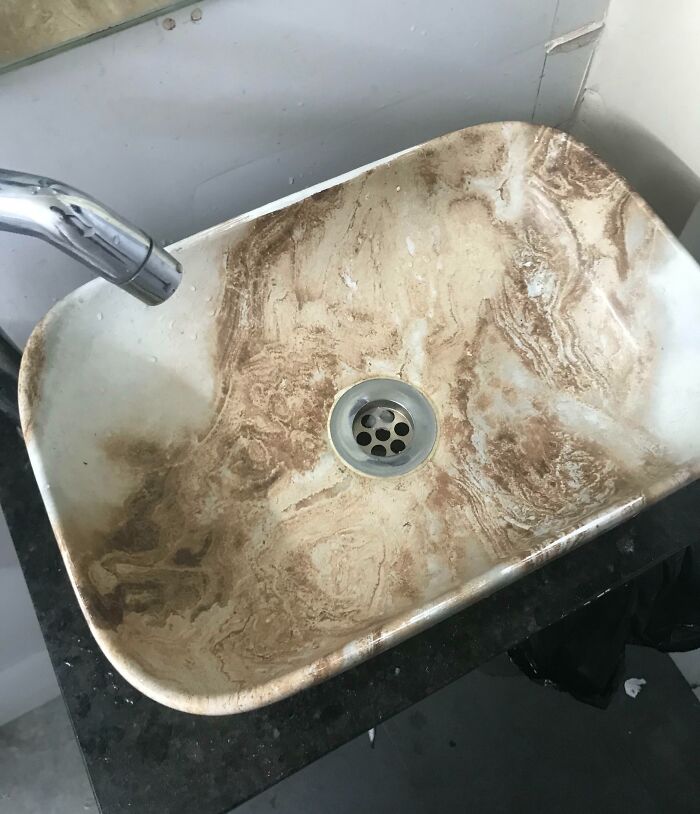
[624,678,647,699]
[367,727,376,746]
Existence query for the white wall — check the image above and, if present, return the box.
[570,0,700,235]
[0,0,607,723]
[0,0,609,349]
[581,0,700,179]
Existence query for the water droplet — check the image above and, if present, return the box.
[84,227,96,238]
[205,295,212,302]
[288,176,295,185]
[396,186,401,192]
[192,332,198,340]
[96,312,103,320]
[190,285,197,292]
[297,100,304,107]
[112,236,120,246]
[149,355,157,363]
[32,186,41,195]
[410,24,416,31]
[168,320,175,329]
[208,309,215,316]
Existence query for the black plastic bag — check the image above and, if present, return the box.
[509,543,700,708]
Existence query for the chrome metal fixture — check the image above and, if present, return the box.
[329,378,438,477]
[0,169,181,304]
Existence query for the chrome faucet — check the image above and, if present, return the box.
[0,169,182,305]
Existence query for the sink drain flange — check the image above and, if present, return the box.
[329,378,437,477]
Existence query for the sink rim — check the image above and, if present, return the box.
[17,121,700,714]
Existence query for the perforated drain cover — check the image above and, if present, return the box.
[328,378,438,477]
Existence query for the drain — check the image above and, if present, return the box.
[328,378,438,477]
[352,400,414,458]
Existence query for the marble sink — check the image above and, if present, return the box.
[18,122,700,714]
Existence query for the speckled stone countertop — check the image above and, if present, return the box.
[2,408,699,813]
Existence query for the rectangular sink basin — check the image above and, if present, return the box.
[18,122,700,714]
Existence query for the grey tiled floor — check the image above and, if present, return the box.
[2,647,700,814]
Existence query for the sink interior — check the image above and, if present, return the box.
[18,122,700,713]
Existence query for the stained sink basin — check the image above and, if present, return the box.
[18,122,700,714]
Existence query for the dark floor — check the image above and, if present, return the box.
[2,646,699,814]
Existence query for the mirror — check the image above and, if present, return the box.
[0,1,192,73]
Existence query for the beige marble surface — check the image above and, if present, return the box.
[19,122,700,713]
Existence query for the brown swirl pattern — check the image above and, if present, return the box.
[24,122,693,712]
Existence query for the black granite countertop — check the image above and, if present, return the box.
[2,407,699,814]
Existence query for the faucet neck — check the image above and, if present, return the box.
[0,169,181,305]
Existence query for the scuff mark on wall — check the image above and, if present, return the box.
[533,18,607,127]
[546,21,605,55]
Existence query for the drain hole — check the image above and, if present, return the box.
[332,380,436,475]
[351,398,415,459]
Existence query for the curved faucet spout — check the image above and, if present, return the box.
[0,169,182,305]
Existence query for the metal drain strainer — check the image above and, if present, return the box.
[352,400,414,457]
[328,378,438,477]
